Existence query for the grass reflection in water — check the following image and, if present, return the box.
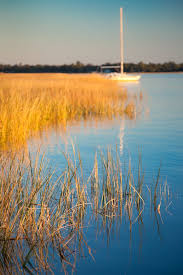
[0,147,171,274]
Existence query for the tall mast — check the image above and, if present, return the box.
[120,7,123,75]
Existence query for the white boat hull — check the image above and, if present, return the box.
[106,73,141,82]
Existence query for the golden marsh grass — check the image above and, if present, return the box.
[0,73,139,149]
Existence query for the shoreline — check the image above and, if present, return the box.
[0,71,183,75]
[138,71,183,74]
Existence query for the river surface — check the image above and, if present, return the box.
[28,73,183,274]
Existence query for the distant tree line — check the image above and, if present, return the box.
[102,61,183,73]
[0,61,183,73]
[0,61,97,73]
[125,62,183,72]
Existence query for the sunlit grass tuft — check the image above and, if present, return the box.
[0,73,139,149]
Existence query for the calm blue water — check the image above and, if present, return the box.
[28,73,183,274]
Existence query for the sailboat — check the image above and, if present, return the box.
[105,8,141,81]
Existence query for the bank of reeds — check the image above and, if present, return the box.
[0,73,139,148]
[0,150,87,274]
[0,147,170,273]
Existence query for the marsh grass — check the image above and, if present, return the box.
[0,146,170,273]
[0,73,139,149]
[0,150,88,274]
[90,148,170,232]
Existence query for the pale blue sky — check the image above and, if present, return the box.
[0,0,183,64]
